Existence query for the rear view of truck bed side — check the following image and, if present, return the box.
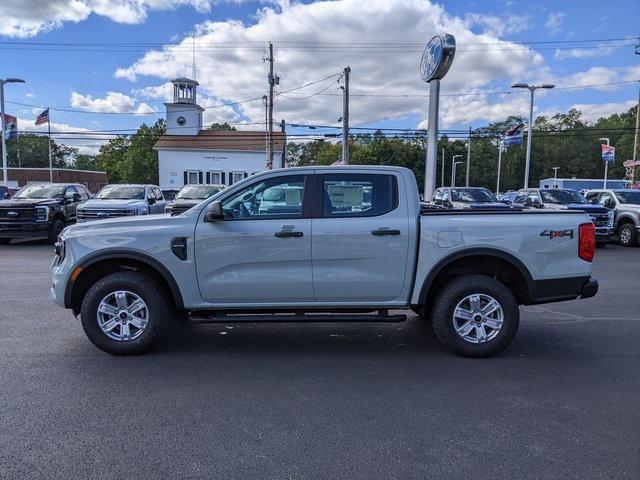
[409,209,597,356]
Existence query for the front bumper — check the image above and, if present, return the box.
[595,226,613,241]
[0,221,51,238]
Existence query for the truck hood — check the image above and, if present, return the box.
[80,199,147,209]
[0,198,60,208]
[169,199,203,208]
[544,203,610,213]
[62,212,173,236]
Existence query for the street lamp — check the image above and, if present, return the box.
[511,83,555,189]
[552,167,560,188]
[1,78,26,187]
[452,155,463,187]
[599,138,610,188]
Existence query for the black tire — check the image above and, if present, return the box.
[431,275,519,358]
[80,271,171,355]
[47,217,65,244]
[618,224,638,247]
[0,238,11,245]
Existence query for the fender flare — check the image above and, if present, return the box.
[417,247,535,306]
[64,249,184,310]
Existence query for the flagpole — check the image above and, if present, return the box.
[47,108,52,183]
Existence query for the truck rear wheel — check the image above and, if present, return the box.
[80,271,170,355]
[431,275,519,358]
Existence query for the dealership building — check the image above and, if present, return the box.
[154,78,285,189]
[0,167,107,193]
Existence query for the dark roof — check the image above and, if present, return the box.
[171,77,199,85]
[154,130,286,152]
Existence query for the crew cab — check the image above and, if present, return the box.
[585,189,640,247]
[514,188,613,245]
[432,187,512,210]
[165,184,225,216]
[51,167,598,358]
[77,184,166,223]
[0,183,90,244]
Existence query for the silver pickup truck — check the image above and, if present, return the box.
[51,166,598,357]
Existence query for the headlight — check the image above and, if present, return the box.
[35,206,49,222]
[165,205,172,214]
[608,211,614,226]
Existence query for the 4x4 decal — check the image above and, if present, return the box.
[540,229,574,239]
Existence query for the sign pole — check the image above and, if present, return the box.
[424,79,440,200]
[496,142,502,194]
[419,33,456,201]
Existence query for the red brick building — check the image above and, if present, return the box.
[0,167,108,194]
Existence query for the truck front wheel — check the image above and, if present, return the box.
[618,224,638,247]
[431,275,519,358]
[80,271,170,355]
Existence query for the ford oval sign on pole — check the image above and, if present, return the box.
[420,34,456,200]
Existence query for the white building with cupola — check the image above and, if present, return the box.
[155,78,285,190]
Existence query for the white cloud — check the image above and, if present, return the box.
[16,116,109,155]
[114,0,544,128]
[464,13,532,37]
[0,0,213,37]
[554,46,615,60]
[565,101,636,122]
[545,12,565,36]
[70,91,155,114]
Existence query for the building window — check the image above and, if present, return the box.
[209,171,223,185]
[186,170,200,184]
[231,171,245,184]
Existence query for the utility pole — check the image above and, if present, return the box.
[441,147,445,187]
[632,82,640,187]
[267,42,276,169]
[341,66,351,165]
[280,119,286,168]
[452,155,463,187]
[496,141,503,194]
[465,126,471,187]
[552,167,560,188]
[262,95,269,168]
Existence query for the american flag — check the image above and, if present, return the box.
[35,108,49,126]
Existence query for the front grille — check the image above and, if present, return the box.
[0,207,36,221]
[77,208,134,223]
[170,205,193,216]
[589,213,610,227]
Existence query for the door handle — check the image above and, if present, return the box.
[371,228,401,236]
[274,231,304,238]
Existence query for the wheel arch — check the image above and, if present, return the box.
[416,248,534,310]
[64,250,184,314]
[616,214,637,232]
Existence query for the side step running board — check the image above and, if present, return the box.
[188,310,407,324]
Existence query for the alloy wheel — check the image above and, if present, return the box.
[452,293,504,344]
[97,290,149,341]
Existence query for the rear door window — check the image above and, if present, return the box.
[322,173,397,217]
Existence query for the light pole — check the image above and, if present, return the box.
[1,78,25,187]
[496,141,503,194]
[511,83,554,188]
[452,155,463,187]
[599,138,610,188]
[552,167,560,188]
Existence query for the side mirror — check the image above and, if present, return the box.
[204,200,224,222]
[148,197,156,205]
[73,193,81,202]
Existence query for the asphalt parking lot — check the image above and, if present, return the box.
[0,241,638,480]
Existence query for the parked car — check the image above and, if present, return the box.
[433,187,512,209]
[0,185,12,200]
[513,188,613,246]
[161,188,180,202]
[0,183,91,244]
[585,189,640,247]
[77,184,166,223]
[52,166,598,358]
[165,184,224,216]
[498,190,518,204]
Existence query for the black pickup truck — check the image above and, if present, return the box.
[0,183,91,244]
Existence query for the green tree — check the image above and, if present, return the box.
[208,122,236,131]
[2,133,75,169]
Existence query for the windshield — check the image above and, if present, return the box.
[96,185,146,200]
[540,190,586,204]
[162,190,178,201]
[451,189,497,203]
[176,185,221,200]
[15,185,65,199]
[615,191,640,204]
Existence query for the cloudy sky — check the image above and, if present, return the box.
[1,0,638,153]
